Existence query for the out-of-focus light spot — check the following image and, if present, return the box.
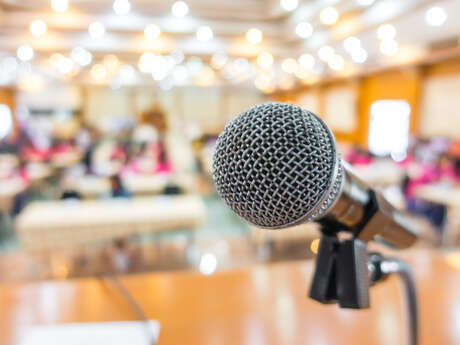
[310,238,320,254]
[425,6,447,27]
[233,58,249,74]
[254,75,275,93]
[170,49,184,64]
[246,28,263,44]
[113,0,131,15]
[71,47,92,66]
[298,53,315,70]
[343,36,361,53]
[318,45,334,61]
[89,22,105,39]
[51,0,68,12]
[195,66,216,87]
[172,1,189,17]
[351,47,368,63]
[57,57,74,74]
[30,20,47,37]
[0,104,13,140]
[320,7,339,25]
[328,54,344,71]
[173,65,189,84]
[295,22,313,39]
[257,52,274,69]
[91,64,107,81]
[144,24,161,40]
[50,53,64,69]
[199,253,218,275]
[196,26,213,42]
[103,54,120,73]
[280,0,298,11]
[138,52,155,73]
[211,53,227,69]
[186,56,204,76]
[380,40,398,56]
[17,45,34,62]
[281,58,298,74]
[391,150,407,162]
[377,23,396,41]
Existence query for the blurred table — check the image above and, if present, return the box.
[74,174,194,199]
[415,183,460,246]
[50,150,82,169]
[1,250,459,345]
[15,195,206,250]
[0,178,25,213]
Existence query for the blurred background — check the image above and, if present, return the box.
[0,0,459,283]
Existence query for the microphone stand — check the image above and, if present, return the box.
[309,233,418,345]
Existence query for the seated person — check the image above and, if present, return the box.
[109,175,132,198]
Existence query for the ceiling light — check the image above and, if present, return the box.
[281,58,298,74]
[51,0,68,12]
[257,52,274,69]
[295,22,313,39]
[320,7,339,25]
[17,45,34,62]
[356,0,374,6]
[71,47,92,66]
[30,20,47,37]
[211,53,227,69]
[380,40,398,56]
[298,53,315,70]
[318,45,334,61]
[144,24,161,40]
[425,6,447,27]
[196,26,213,41]
[91,64,107,81]
[343,37,361,53]
[172,1,189,17]
[138,52,155,73]
[113,0,131,15]
[351,47,368,63]
[89,22,105,39]
[377,24,396,40]
[246,28,263,44]
[328,54,344,71]
[280,0,298,11]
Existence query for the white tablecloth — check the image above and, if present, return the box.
[15,195,206,250]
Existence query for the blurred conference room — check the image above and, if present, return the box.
[0,0,459,344]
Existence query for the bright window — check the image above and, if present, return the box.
[368,100,410,161]
[0,104,12,139]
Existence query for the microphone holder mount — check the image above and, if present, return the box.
[309,231,418,345]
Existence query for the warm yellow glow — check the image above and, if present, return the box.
[295,22,313,39]
[318,45,334,61]
[17,45,34,62]
[144,24,161,40]
[50,53,64,69]
[377,24,396,41]
[257,52,274,69]
[103,54,120,73]
[310,238,320,254]
[51,0,68,12]
[281,58,298,74]
[138,52,156,73]
[246,28,263,44]
[320,7,339,25]
[172,1,189,17]
[254,74,275,93]
[194,66,216,87]
[91,64,107,81]
[30,20,47,37]
[298,53,315,70]
[328,54,344,71]
[279,75,295,90]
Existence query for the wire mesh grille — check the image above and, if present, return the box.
[213,102,337,228]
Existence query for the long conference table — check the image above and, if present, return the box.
[1,250,460,345]
[15,195,206,250]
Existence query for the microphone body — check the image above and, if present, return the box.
[212,102,417,249]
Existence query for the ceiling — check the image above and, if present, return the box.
[0,0,458,92]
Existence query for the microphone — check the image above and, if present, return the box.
[212,102,417,249]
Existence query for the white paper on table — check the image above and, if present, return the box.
[19,320,160,345]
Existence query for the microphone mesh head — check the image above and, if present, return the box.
[213,102,342,229]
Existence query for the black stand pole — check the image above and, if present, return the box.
[309,235,418,345]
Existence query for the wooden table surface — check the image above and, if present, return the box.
[1,249,459,345]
